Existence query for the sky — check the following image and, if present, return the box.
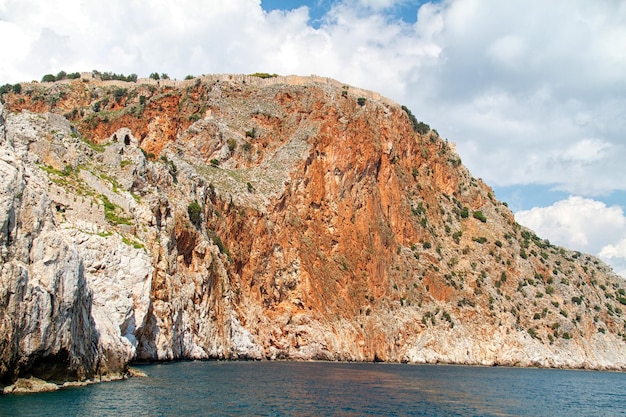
[1,0,625,277]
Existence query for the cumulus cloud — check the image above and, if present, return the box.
[599,240,626,279]
[600,239,626,259]
[486,34,527,69]
[403,0,626,196]
[516,196,626,277]
[561,138,612,164]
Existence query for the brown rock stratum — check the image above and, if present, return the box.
[1,73,625,389]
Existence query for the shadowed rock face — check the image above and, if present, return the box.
[1,74,625,386]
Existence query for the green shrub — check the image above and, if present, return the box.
[415,121,430,135]
[122,236,144,250]
[93,70,137,82]
[140,148,155,160]
[245,128,256,138]
[83,138,105,152]
[448,157,461,167]
[411,202,425,216]
[571,296,583,305]
[42,74,57,82]
[473,210,487,223]
[187,201,202,226]
[250,72,278,79]
[209,231,229,255]
[357,97,366,106]
[101,194,132,225]
[113,88,127,103]
[167,160,178,182]
[41,164,71,177]
[401,105,430,134]
[457,297,475,307]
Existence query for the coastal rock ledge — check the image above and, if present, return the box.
[1,74,625,391]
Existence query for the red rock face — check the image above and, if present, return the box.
[2,74,626,372]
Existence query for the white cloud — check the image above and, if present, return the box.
[419,0,626,196]
[487,35,527,69]
[1,0,626,270]
[356,0,399,10]
[516,196,626,277]
[600,239,626,260]
[561,138,612,164]
[599,239,626,278]
[0,20,32,81]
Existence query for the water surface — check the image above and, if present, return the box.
[1,361,625,416]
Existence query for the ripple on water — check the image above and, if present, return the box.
[1,362,625,417]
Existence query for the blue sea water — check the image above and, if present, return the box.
[1,361,625,416]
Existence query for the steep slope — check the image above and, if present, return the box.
[1,73,625,389]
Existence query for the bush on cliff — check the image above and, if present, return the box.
[401,105,430,134]
[187,201,202,226]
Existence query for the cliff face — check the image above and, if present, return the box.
[1,74,626,387]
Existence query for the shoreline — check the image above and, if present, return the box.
[3,358,624,395]
[1,368,147,395]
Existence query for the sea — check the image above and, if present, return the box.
[1,361,625,416]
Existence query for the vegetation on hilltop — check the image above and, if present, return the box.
[402,104,431,135]
[250,72,279,79]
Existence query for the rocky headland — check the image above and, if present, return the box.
[1,73,625,392]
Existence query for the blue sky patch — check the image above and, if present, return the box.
[493,184,626,213]
[261,1,428,27]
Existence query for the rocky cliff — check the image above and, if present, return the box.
[1,73,625,389]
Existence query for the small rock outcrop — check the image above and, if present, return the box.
[1,74,625,389]
[3,377,59,394]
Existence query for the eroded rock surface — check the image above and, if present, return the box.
[1,74,625,389]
